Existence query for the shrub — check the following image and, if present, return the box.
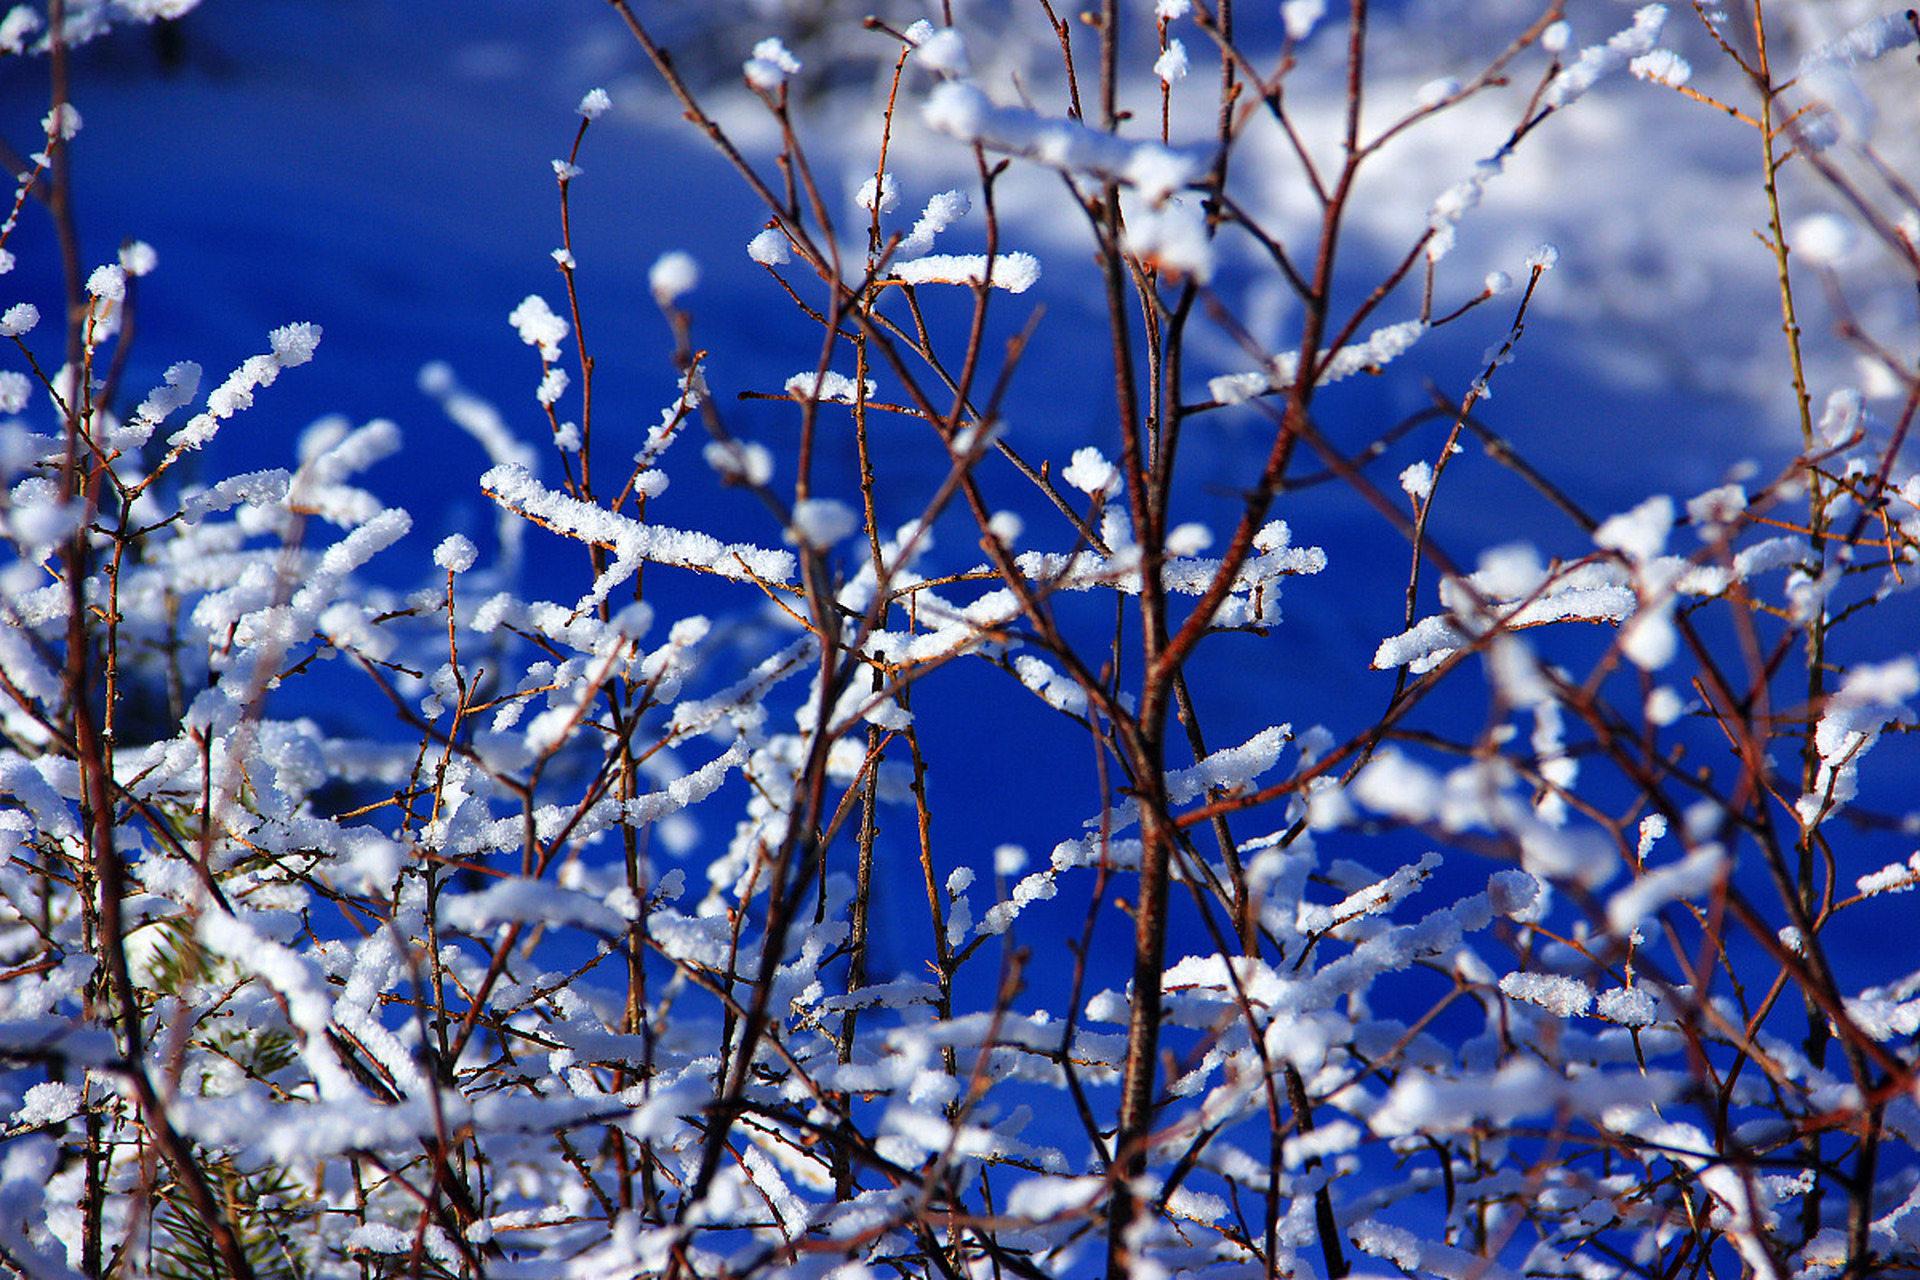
[3,2,1919,1278]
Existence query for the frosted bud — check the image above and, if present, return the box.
[1815,388,1863,449]
[86,265,126,301]
[649,251,699,305]
[1154,39,1188,84]
[1252,519,1292,552]
[1165,523,1211,555]
[1123,203,1212,281]
[1594,494,1674,563]
[434,534,478,573]
[417,361,454,396]
[1488,869,1543,920]
[1630,48,1691,87]
[703,438,772,486]
[269,322,321,366]
[785,497,858,549]
[1062,446,1119,499]
[0,7,43,55]
[119,241,158,276]
[747,228,791,266]
[1282,0,1324,40]
[912,28,970,77]
[613,601,653,639]
[578,87,611,119]
[744,37,800,91]
[0,302,38,336]
[509,295,568,360]
[42,102,80,140]
[1792,212,1855,266]
[856,174,899,214]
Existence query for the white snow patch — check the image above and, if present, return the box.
[892,252,1040,293]
[744,37,801,91]
[649,251,700,305]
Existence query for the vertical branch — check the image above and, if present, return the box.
[1751,12,1831,1063]
[1090,0,1181,1269]
[1285,1062,1350,1279]
[44,5,257,1275]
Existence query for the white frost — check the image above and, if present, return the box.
[1630,48,1691,87]
[434,534,478,573]
[1799,658,1919,825]
[508,295,568,361]
[1154,39,1188,84]
[856,173,899,214]
[911,27,970,78]
[1606,844,1727,934]
[1123,200,1212,282]
[1499,971,1593,1018]
[747,227,791,265]
[784,370,875,404]
[744,37,801,91]
[86,263,126,301]
[649,251,700,305]
[896,190,969,259]
[1062,446,1119,499]
[0,302,38,336]
[1856,852,1920,898]
[921,81,1199,205]
[1543,5,1668,110]
[786,498,858,549]
[892,252,1040,293]
[167,324,323,453]
[702,438,773,485]
[1282,0,1324,41]
[1794,214,1856,267]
